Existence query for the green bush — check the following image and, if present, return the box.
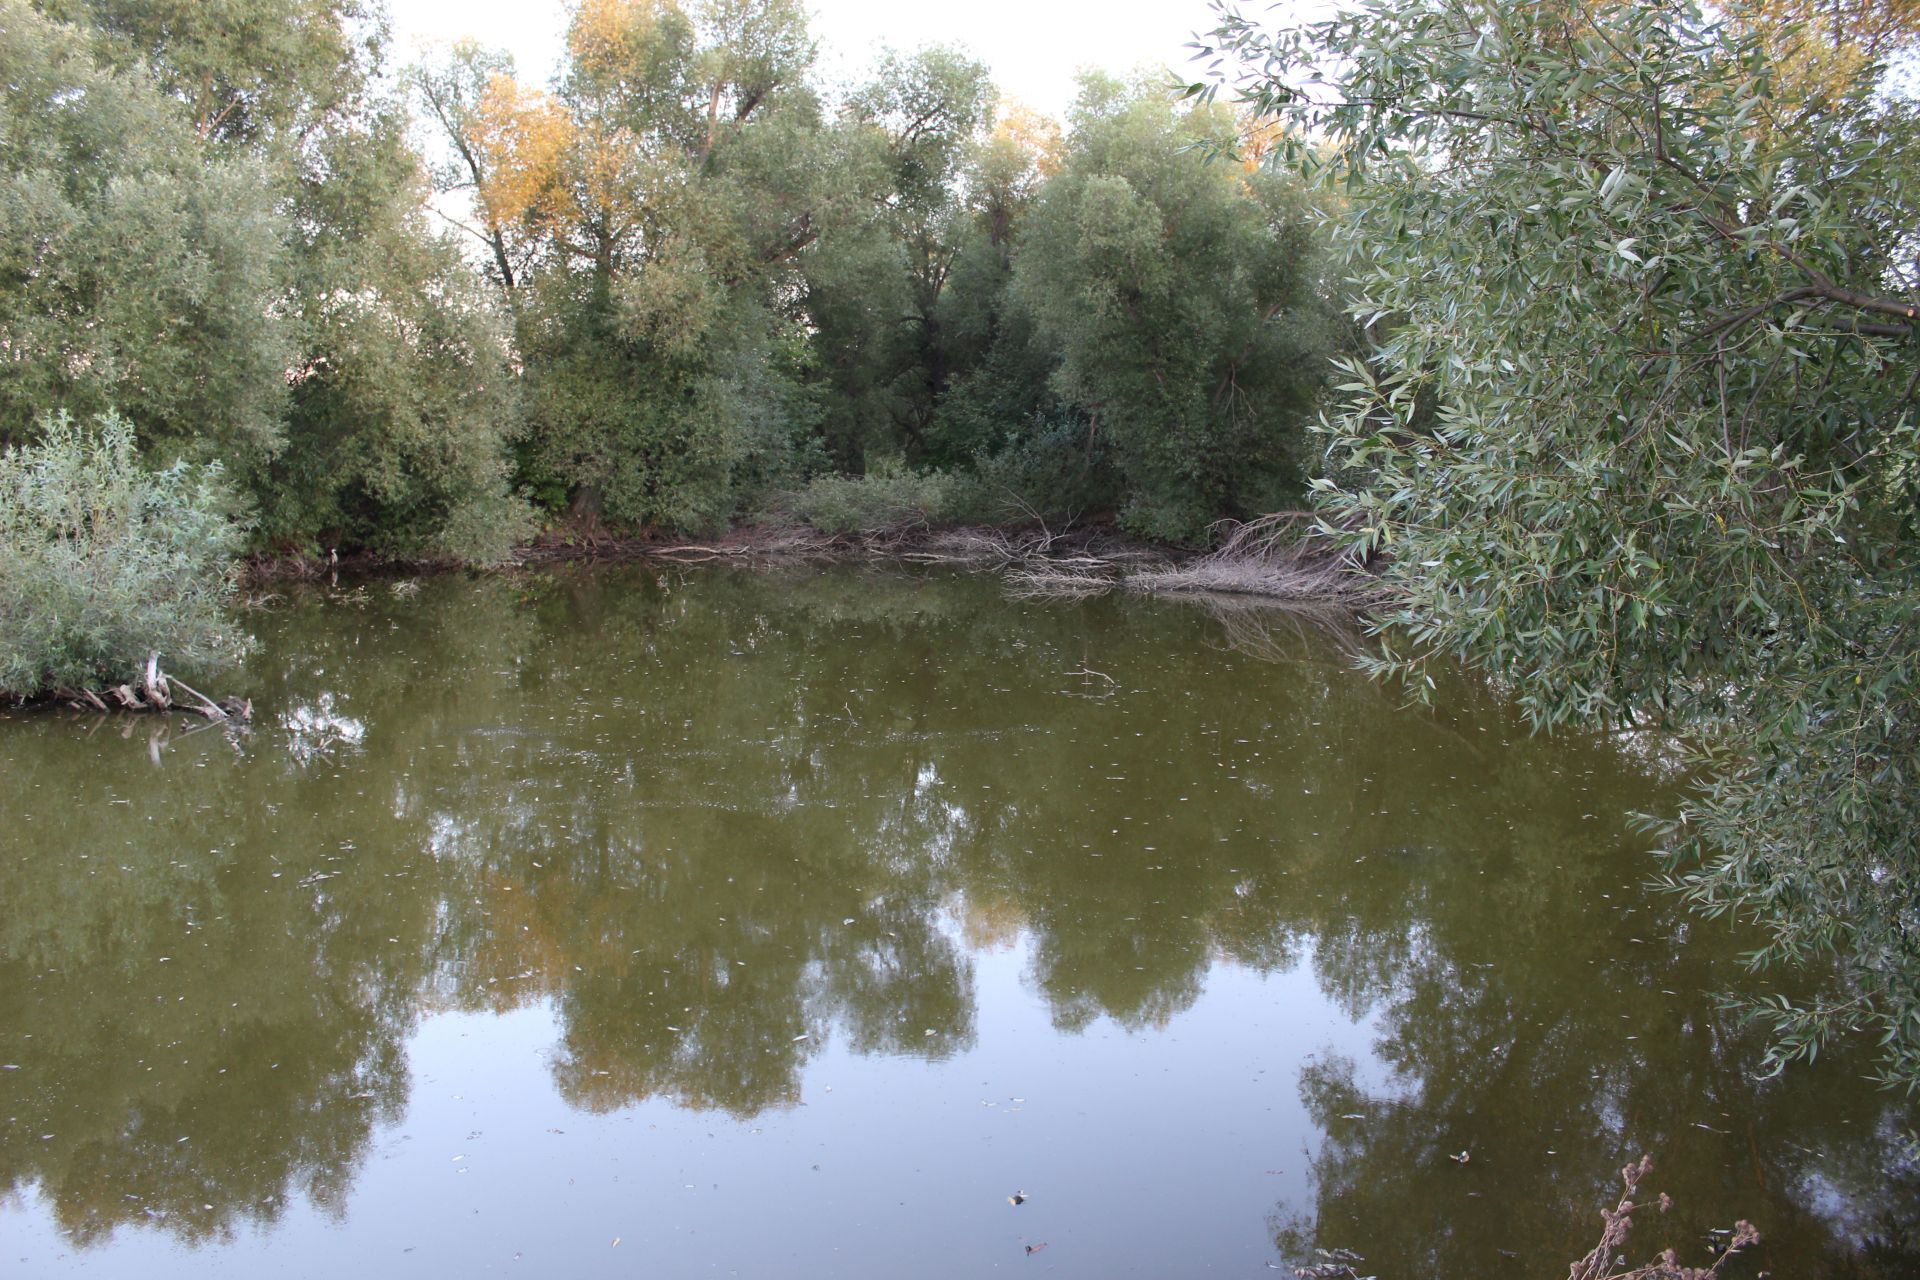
[431,487,538,569]
[767,462,972,535]
[0,411,251,697]
[967,416,1121,526]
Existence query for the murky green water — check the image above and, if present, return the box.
[1,565,1912,1278]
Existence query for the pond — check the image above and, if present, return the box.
[0,565,1912,1277]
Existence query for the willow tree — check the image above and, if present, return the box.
[1011,76,1340,543]
[424,0,847,529]
[410,40,534,293]
[0,1,292,464]
[919,102,1074,472]
[1208,1,1920,1082]
[17,0,526,563]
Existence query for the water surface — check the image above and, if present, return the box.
[1,565,1912,1277]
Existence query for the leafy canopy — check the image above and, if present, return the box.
[1207,0,1920,1083]
[0,1,293,463]
[9,0,529,564]
[1013,75,1340,543]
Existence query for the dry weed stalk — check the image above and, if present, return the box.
[1568,1156,1760,1280]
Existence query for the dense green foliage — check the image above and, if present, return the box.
[0,6,292,463]
[4,0,526,563]
[492,0,826,529]
[1011,77,1336,541]
[1209,0,1920,1083]
[765,461,978,534]
[402,1,1342,538]
[0,413,249,696]
[1,0,1341,555]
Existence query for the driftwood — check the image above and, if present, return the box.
[57,686,110,712]
[1003,514,1381,606]
[143,651,172,711]
[52,651,250,722]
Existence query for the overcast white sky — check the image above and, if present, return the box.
[384,0,1235,118]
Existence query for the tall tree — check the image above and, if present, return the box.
[465,0,840,528]
[844,48,995,456]
[1725,0,1920,107]
[266,104,526,562]
[796,48,995,470]
[1010,75,1339,542]
[25,0,527,561]
[410,41,531,292]
[0,1,293,462]
[920,101,1069,470]
[35,0,381,145]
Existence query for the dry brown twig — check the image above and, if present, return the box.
[1123,514,1375,603]
[998,513,1375,605]
[1569,1156,1760,1280]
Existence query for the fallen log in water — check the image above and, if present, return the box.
[47,651,250,722]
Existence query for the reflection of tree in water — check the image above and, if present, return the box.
[0,565,1911,1265]
[0,723,430,1245]
[0,578,557,1245]
[1262,765,1920,1279]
